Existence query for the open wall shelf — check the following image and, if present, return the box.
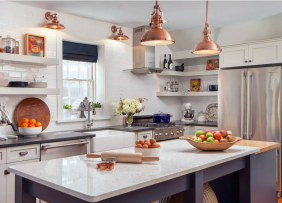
[156,92,218,97]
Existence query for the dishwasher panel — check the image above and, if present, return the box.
[41,139,90,161]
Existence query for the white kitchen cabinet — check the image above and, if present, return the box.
[219,45,249,68]
[6,159,40,203]
[137,131,153,140]
[0,164,6,203]
[194,126,218,134]
[7,144,40,163]
[220,40,282,68]
[248,41,282,66]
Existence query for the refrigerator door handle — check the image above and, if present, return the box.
[246,71,253,139]
[241,71,247,138]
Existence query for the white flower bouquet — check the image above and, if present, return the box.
[112,98,147,128]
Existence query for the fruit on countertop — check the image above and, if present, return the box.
[193,129,235,143]
[18,118,42,128]
[135,138,160,148]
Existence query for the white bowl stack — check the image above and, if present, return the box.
[0,73,8,87]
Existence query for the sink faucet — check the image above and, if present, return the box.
[86,102,96,130]
[0,104,17,131]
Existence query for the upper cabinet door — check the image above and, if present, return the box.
[248,41,282,66]
[219,45,249,68]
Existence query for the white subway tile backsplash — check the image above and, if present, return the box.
[9,72,21,77]
[3,66,14,71]
[15,67,27,71]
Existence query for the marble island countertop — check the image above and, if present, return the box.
[9,139,259,202]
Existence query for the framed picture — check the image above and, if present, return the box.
[25,34,46,57]
[206,59,219,70]
[190,79,201,92]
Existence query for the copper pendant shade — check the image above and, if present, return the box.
[192,0,221,55]
[111,25,129,40]
[140,0,175,46]
[44,12,65,30]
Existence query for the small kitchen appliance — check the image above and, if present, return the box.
[181,103,194,122]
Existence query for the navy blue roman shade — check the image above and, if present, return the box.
[63,41,98,63]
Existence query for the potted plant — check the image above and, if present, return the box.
[63,105,72,120]
[93,102,102,117]
[112,98,146,128]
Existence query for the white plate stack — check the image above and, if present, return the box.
[29,82,47,88]
[0,73,8,87]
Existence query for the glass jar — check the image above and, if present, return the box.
[197,110,206,122]
[2,35,15,54]
[15,41,19,54]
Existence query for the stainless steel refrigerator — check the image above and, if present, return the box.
[218,66,282,196]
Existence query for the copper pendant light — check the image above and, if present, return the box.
[192,0,221,55]
[140,0,175,46]
[111,25,129,40]
[44,12,65,30]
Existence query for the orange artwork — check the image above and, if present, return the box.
[190,79,201,92]
[206,59,219,70]
[25,34,46,57]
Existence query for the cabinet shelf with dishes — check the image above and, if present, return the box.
[0,53,59,66]
[156,92,218,97]
[0,88,59,95]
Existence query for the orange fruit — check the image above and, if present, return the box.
[29,119,36,124]
[22,118,29,123]
[21,123,28,128]
[28,124,35,127]
[18,121,23,127]
[35,122,42,127]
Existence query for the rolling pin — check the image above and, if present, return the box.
[86,152,159,164]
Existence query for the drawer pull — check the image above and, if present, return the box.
[142,135,147,139]
[19,151,28,156]
[4,170,10,175]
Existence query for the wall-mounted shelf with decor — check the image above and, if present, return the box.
[156,92,218,97]
[156,70,218,77]
[0,53,59,66]
[0,88,59,95]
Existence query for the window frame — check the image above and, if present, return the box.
[57,37,106,122]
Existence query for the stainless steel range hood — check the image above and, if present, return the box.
[124,26,163,74]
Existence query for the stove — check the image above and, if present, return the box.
[131,118,184,142]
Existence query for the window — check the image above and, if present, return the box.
[63,60,95,110]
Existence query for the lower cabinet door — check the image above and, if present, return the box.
[6,159,40,203]
[0,164,7,203]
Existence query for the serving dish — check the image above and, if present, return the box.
[179,135,242,151]
[205,103,218,122]
[18,126,42,137]
[134,147,161,157]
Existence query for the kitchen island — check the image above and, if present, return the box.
[9,140,277,203]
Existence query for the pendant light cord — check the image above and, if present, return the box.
[206,0,208,24]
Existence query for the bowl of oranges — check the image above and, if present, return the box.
[18,118,42,137]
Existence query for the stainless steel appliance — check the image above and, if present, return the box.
[132,116,184,141]
[41,138,90,161]
[218,66,281,196]
[181,103,194,122]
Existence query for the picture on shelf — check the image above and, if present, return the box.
[190,79,201,92]
[206,59,219,70]
[25,33,46,57]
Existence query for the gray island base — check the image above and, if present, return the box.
[9,140,276,203]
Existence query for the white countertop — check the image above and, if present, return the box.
[8,140,259,202]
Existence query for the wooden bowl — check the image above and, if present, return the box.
[179,135,242,151]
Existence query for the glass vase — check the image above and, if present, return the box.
[126,114,133,128]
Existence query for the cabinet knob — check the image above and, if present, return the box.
[249,60,252,62]
[4,170,10,175]
[142,135,147,139]
[245,60,248,63]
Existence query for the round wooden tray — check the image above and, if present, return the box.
[179,135,242,151]
[14,98,50,131]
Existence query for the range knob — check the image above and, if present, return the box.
[158,133,163,137]
[165,133,169,137]
[155,134,158,139]
[170,132,174,136]
[176,131,180,135]
[180,130,183,133]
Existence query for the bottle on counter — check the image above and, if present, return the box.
[163,54,168,69]
[168,54,173,69]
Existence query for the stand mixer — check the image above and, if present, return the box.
[181,103,194,122]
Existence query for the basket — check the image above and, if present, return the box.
[179,135,242,151]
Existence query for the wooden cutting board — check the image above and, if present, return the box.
[14,98,50,131]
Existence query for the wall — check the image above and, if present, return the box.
[0,1,182,135]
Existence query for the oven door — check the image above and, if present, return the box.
[41,139,90,161]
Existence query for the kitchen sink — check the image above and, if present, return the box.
[83,130,135,153]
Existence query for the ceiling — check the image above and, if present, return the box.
[15,1,282,31]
